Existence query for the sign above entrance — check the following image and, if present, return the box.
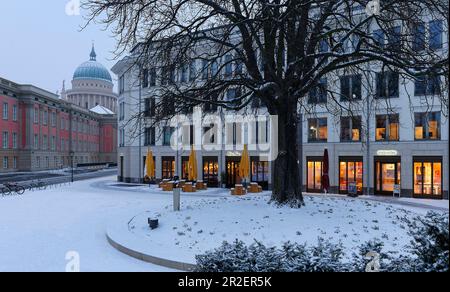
[226,151,242,157]
[377,150,399,156]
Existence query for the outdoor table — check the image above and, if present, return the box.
[196,181,208,191]
[182,183,197,193]
[231,184,247,196]
[162,182,175,192]
[248,183,263,193]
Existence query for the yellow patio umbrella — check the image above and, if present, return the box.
[188,145,198,181]
[145,149,155,179]
[239,144,250,182]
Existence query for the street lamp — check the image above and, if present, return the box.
[70,151,75,183]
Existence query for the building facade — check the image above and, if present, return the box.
[112,17,448,200]
[0,76,117,173]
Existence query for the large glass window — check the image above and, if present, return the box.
[203,157,219,187]
[309,78,328,104]
[415,112,441,140]
[251,157,269,190]
[340,74,362,101]
[376,71,399,98]
[413,22,426,51]
[429,20,443,50]
[308,118,328,142]
[376,114,399,141]
[375,158,401,195]
[307,158,323,192]
[162,157,175,179]
[144,127,156,146]
[163,127,175,146]
[373,29,385,48]
[415,75,441,96]
[413,158,442,197]
[339,158,363,194]
[341,116,362,142]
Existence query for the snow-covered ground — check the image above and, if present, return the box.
[0,176,447,272]
[123,193,439,264]
[0,177,175,272]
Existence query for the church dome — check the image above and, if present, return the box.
[73,45,112,83]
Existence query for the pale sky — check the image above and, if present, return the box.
[0,0,120,93]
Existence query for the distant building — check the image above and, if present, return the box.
[0,47,118,173]
[61,45,118,113]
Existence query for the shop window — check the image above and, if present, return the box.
[307,158,323,192]
[162,157,175,179]
[339,158,363,194]
[413,158,442,197]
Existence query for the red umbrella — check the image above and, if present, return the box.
[322,149,330,193]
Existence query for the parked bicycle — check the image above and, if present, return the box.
[1,182,26,196]
[28,180,47,191]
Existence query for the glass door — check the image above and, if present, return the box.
[307,158,323,193]
[375,158,401,195]
[226,158,241,188]
[339,158,363,194]
[203,157,219,187]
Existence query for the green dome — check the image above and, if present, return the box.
[73,45,112,82]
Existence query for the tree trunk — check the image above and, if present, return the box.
[271,103,305,207]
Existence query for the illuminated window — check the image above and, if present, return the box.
[413,157,442,197]
[308,118,328,142]
[307,158,323,192]
[376,114,399,141]
[341,116,361,142]
[415,112,440,140]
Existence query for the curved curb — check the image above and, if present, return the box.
[106,231,197,272]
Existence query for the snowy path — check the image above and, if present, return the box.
[0,176,174,272]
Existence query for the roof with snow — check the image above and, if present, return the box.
[90,105,115,115]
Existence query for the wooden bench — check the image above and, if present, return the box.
[231,184,247,196]
[196,181,208,191]
[248,183,263,194]
[182,183,197,193]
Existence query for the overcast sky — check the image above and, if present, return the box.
[0,0,120,93]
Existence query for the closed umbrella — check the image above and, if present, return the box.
[239,144,250,187]
[188,145,198,181]
[145,149,155,179]
[322,148,330,193]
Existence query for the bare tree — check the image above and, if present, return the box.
[84,0,448,207]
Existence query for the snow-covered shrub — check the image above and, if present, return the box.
[195,212,449,272]
[195,239,348,272]
[401,211,449,272]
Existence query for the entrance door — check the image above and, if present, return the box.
[203,157,219,187]
[226,158,241,188]
[339,158,363,195]
[307,157,323,193]
[375,157,401,195]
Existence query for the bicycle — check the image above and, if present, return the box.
[28,180,46,191]
[1,182,26,196]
